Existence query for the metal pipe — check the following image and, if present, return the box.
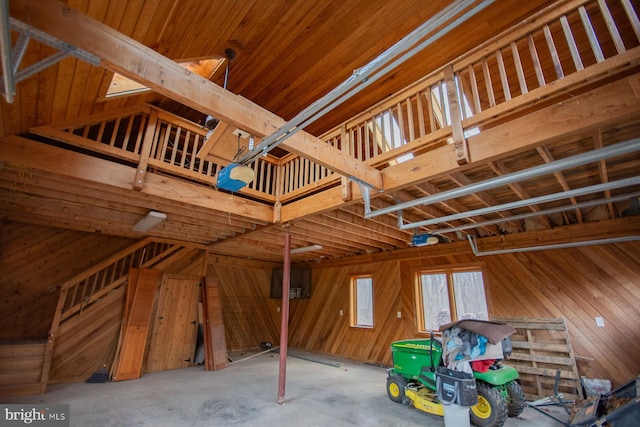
[400,176,640,229]
[277,233,292,404]
[239,0,486,165]
[430,192,640,235]
[468,235,640,257]
[1,0,15,102]
[11,32,29,74]
[367,138,640,219]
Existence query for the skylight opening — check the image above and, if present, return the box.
[106,57,225,98]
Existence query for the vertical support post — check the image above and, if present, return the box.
[134,110,159,190]
[277,233,291,404]
[1,0,15,103]
[444,65,469,165]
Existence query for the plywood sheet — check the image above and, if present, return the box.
[493,317,582,400]
[145,275,200,373]
[202,277,228,371]
[112,269,160,381]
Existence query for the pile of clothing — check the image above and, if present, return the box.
[442,327,492,373]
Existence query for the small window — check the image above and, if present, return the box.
[106,57,226,98]
[416,267,488,333]
[350,275,374,328]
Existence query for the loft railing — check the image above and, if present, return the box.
[278,0,640,200]
[31,106,278,202]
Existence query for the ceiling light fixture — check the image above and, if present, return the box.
[290,244,323,255]
[132,211,167,232]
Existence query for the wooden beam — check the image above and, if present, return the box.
[0,136,273,223]
[444,66,469,165]
[10,0,383,189]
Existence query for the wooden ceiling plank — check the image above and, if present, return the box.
[9,0,383,189]
[302,215,407,248]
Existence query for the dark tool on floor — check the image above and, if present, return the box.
[85,365,110,383]
[527,372,640,427]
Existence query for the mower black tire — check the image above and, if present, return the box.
[386,375,407,404]
[506,381,526,417]
[470,382,508,427]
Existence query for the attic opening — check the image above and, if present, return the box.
[105,57,226,98]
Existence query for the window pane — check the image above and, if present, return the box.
[452,271,488,320]
[356,277,373,327]
[420,273,451,331]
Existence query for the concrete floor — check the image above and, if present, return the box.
[4,351,566,426]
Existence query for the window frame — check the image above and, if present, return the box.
[350,274,375,329]
[414,264,490,334]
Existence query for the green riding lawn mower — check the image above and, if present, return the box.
[386,321,526,427]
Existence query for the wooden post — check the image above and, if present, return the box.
[277,233,291,404]
[134,110,158,190]
[444,65,469,165]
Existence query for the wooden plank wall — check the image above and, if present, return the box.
[0,222,135,338]
[286,241,640,388]
[206,259,281,351]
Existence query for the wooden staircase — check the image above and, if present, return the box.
[0,339,47,398]
[0,238,203,397]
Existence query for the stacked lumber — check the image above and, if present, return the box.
[493,317,582,400]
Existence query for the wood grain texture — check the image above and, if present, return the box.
[0,222,134,338]
[145,274,200,373]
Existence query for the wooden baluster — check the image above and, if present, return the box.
[597,0,625,54]
[621,0,640,41]
[190,134,200,172]
[133,114,146,154]
[180,130,190,168]
[467,64,481,114]
[481,57,496,107]
[406,97,415,142]
[543,25,564,79]
[396,102,405,147]
[109,117,121,147]
[579,6,605,62]
[560,16,584,72]
[511,42,528,95]
[121,114,134,151]
[96,119,107,143]
[456,71,469,119]
[416,92,426,137]
[426,87,436,132]
[169,126,181,165]
[527,34,546,88]
[496,49,511,101]
[158,122,170,161]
